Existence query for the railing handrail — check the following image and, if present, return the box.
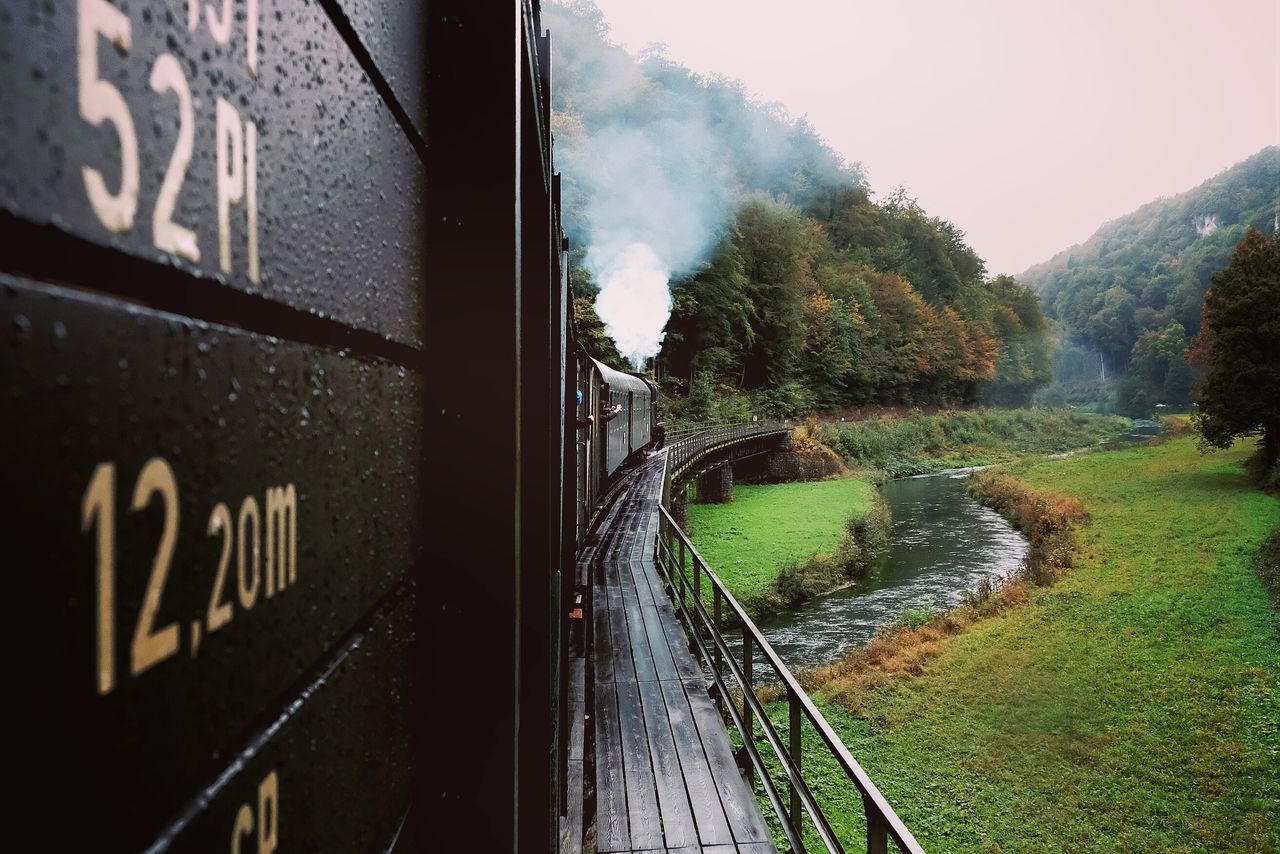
[654,435,923,854]
[664,421,788,482]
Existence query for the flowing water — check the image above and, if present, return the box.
[714,421,1157,672]
[754,469,1029,668]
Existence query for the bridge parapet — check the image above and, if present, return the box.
[664,421,790,487]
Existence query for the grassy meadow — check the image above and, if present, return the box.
[686,477,879,611]
[815,408,1129,477]
[773,436,1280,851]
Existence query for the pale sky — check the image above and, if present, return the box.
[589,0,1280,275]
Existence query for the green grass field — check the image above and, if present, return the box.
[817,408,1129,477]
[787,437,1280,851]
[686,477,877,605]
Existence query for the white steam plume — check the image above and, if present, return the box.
[579,121,729,368]
[546,2,862,366]
[590,242,672,369]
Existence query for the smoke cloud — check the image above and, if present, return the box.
[548,2,858,365]
[574,114,732,368]
[591,242,672,368]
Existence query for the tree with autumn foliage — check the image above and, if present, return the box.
[1191,227,1280,480]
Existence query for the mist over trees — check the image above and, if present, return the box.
[1021,147,1279,412]
[547,1,1053,419]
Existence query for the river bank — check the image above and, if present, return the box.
[686,407,1127,621]
[784,436,1280,851]
[687,477,890,618]
[754,469,1028,668]
[813,407,1129,477]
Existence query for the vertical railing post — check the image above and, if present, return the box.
[742,629,754,787]
[678,537,687,613]
[789,687,802,836]
[693,550,702,626]
[660,517,670,578]
[865,795,889,854]
[713,587,723,712]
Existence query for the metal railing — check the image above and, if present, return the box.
[655,500,923,854]
[665,421,788,483]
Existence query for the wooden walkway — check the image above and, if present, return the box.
[563,451,775,854]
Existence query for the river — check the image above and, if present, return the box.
[726,419,1160,670]
[754,468,1029,668]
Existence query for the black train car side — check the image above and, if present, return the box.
[573,355,660,539]
[3,0,578,851]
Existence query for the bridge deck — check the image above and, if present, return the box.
[568,451,775,854]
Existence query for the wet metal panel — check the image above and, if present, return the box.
[158,592,415,853]
[0,0,426,345]
[333,0,428,138]
[0,275,424,848]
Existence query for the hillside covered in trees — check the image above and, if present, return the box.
[1021,147,1279,413]
[547,2,1053,419]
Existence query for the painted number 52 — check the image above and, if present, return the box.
[76,0,260,281]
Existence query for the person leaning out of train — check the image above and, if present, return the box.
[574,387,623,429]
[574,389,594,429]
[599,396,623,423]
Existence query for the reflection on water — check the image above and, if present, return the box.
[1099,418,1162,447]
[755,469,1028,668]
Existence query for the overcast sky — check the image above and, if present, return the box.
[587,0,1280,275]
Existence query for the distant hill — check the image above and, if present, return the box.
[1021,147,1279,371]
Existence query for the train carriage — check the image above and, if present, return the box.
[589,357,658,478]
[0,0,592,850]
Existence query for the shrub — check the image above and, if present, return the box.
[1254,526,1280,602]
[1245,447,1280,492]
[968,470,1087,586]
[891,606,942,631]
[755,491,891,614]
[829,408,1126,475]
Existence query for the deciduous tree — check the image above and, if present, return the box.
[1191,228,1280,471]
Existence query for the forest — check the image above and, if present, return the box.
[547,2,1053,420]
[1022,147,1279,414]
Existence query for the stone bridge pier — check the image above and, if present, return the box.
[696,464,734,504]
[669,484,689,527]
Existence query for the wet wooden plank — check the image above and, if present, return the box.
[594,584,616,686]
[594,680,630,853]
[640,600,685,682]
[636,680,698,848]
[609,592,640,683]
[628,549,700,683]
[684,680,773,845]
[654,595,704,682]
[621,564,679,683]
[591,452,776,853]
[615,680,664,850]
[619,578,660,683]
[568,658,586,762]
[660,680,736,847]
[576,544,596,590]
[559,757,584,854]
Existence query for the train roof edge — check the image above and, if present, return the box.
[589,357,654,395]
